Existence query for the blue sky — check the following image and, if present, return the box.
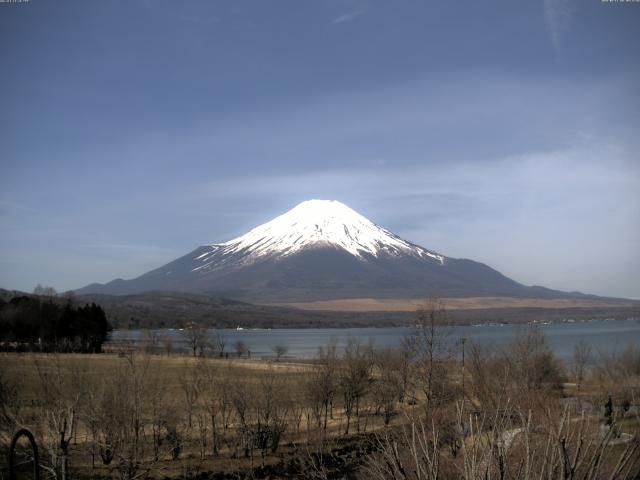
[1,0,639,298]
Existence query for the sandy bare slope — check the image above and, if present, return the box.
[273,296,639,312]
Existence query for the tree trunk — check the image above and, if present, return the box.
[211,414,218,455]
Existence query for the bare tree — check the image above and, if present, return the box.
[467,342,511,412]
[183,323,208,357]
[254,368,289,463]
[227,365,292,466]
[142,330,159,354]
[211,329,226,357]
[366,401,640,480]
[201,361,234,457]
[0,369,18,447]
[373,349,405,425]
[146,367,172,462]
[160,333,173,356]
[338,338,373,435]
[33,355,86,480]
[305,341,338,433]
[179,359,205,429]
[229,374,253,459]
[82,382,104,470]
[412,298,454,412]
[365,419,440,480]
[93,374,122,467]
[572,340,592,384]
[92,351,154,480]
[271,344,289,361]
[234,340,248,358]
[508,324,565,403]
[397,336,416,403]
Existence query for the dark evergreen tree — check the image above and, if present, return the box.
[0,295,111,352]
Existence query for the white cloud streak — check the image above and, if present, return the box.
[543,0,574,53]
[330,10,365,25]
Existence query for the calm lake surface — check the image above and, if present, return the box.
[108,318,640,362]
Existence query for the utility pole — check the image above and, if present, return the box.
[460,337,467,400]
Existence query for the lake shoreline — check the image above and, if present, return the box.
[108,317,640,362]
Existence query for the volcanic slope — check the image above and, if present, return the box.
[77,200,597,303]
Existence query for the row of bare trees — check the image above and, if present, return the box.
[141,325,289,360]
[1,334,424,478]
[139,325,228,358]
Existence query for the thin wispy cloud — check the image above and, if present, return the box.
[180,14,219,25]
[0,200,37,215]
[81,243,181,254]
[330,10,365,25]
[543,0,573,53]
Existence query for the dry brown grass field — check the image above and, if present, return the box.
[0,353,323,478]
[277,296,639,312]
[0,353,310,407]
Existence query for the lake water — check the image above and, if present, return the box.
[107,318,640,362]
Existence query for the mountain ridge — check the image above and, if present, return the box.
[4,288,637,330]
[76,200,613,303]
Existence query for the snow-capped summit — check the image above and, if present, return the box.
[203,199,444,263]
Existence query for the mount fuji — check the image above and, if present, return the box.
[77,200,586,303]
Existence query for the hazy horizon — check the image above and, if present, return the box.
[1,1,639,299]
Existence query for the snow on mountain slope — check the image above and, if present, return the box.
[78,199,579,302]
[193,200,444,271]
